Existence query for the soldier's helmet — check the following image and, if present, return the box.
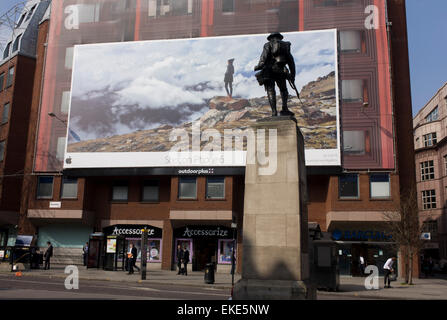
[267,32,284,41]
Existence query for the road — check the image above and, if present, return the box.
[0,273,231,300]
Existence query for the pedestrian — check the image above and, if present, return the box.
[44,241,53,270]
[359,255,366,276]
[383,256,396,288]
[127,243,138,275]
[176,244,183,275]
[182,245,190,276]
[428,257,434,276]
[82,242,88,267]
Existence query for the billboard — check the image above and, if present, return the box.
[63,29,340,168]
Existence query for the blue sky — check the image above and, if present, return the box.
[1,0,446,116]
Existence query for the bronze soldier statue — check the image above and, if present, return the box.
[255,32,296,117]
[224,58,235,98]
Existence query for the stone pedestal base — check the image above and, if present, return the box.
[233,278,316,300]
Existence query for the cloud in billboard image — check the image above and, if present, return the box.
[66,30,339,167]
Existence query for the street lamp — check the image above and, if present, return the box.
[231,222,237,287]
[48,112,67,125]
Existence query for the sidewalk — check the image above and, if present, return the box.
[318,275,447,300]
[0,264,240,290]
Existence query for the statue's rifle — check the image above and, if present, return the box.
[287,76,308,113]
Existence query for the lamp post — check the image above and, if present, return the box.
[141,228,148,280]
[231,222,237,287]
[48,112,67,125]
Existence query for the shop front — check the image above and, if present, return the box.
[174,225,236,273]
[331,228,397,276]
[103,224,163,270]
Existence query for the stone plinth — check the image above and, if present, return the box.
[233,118,315,300]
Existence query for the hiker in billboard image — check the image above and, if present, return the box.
[255,32,296,117]
[224,58,235,98]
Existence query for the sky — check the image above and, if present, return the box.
[0,0,446,117]
[69,30,336,141]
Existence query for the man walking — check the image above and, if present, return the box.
[83,242,88,267]
[44,241,53,270]
[182,246,190,276]
[383,256,396,288]
[176,244,183,275]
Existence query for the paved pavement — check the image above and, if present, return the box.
[1,264,447,299]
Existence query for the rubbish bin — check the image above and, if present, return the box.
[204,263,215,284]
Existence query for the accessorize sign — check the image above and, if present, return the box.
[104,225,162,238]
[175,226,233,239]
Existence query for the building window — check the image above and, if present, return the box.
[425,107,439,123]
[6,66,14,87]
[422,190,436,210]
[178,176,197,199]
[56,137,66,160]
[61,177,78,199]
[65,47,74,69]
[343,131,369,155]
[222,0,235,12]
[339,174,359,199]
[12,34,21,52]
[423,133,437,147]
[0,141,5,162]
[206,177,225,199]
[37,176,54,199]
[3,42,11,59]
[422,220,438,237]
[0,73,4,91]
[340,30,365,53]
[112,182,128,201]
[16,13,26,27]
[25,5,36,21]
[2,103,10,124]
[342,79,366,103]
[444,155,447,176]
[420,160,435,181]
[61,91,71,114]
[313,0,355,7]
[370,174,390,199]
[142,180,159,202]
[148,0,192,18]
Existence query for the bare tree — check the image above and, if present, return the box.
[383,186,425,285]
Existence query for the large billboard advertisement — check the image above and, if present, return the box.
[63,30,340,168]
[35,0,394,172]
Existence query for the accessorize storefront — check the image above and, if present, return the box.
[331,228,397,276]
[103,225,163,269]
[174,225,236,272]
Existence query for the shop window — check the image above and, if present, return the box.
[61,177,78,199]
[422,190,436,210]
[12,35,21,53]
[56,137,66,160]
[206,176,225,199]
[0,73,4,91]
[2,103,10,124]
[425,107,439,123]
[37,176,54,199]
[342,79,366,103]
[6,66,14,87]
[142,180,159,202]
[370,173,390,199]
[112,182,128,201]
[3,42,11,59]
[340,30,365,54]
[339,174,359,199]
[343,131,370,155]
[423,133,437,147]
[222,0,235,13]
[25,5,36,21]
[218,239,235,264]
[0,141,5,162]
[178,176,197,199]
[420,160,435,181]
[126,238,162,262]
[61,91,71,114]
